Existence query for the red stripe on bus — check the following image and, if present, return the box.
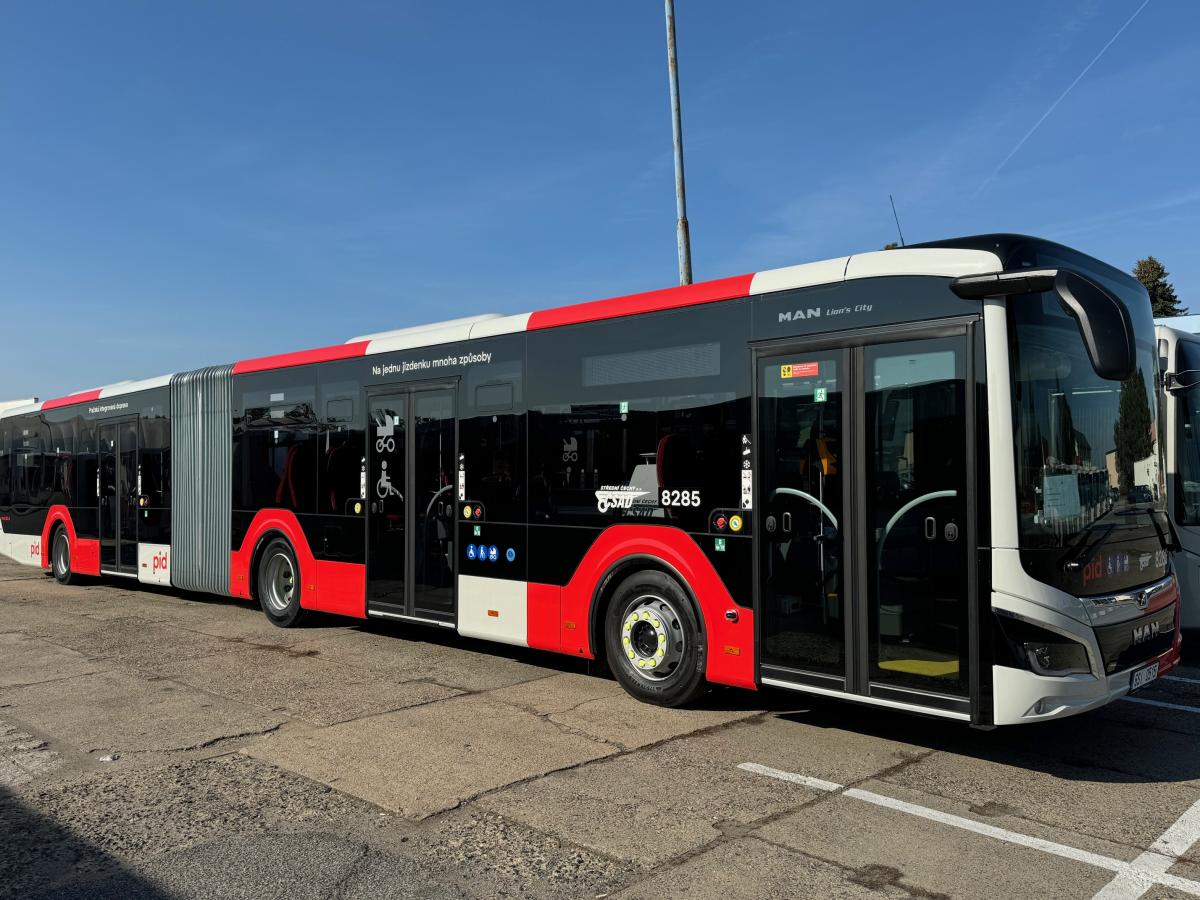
[41,390,103,411]
[526,273,755,331]
[526,583,561,652]
[552,525,756,690]
[232,341,371,375]
[229,508,367,618]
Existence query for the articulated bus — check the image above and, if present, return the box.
[1155,321,1200,631]
[0,234,1181,726]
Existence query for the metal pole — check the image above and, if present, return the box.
[664,0,692,285]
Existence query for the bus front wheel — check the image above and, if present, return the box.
[604,570,707,707]
[257,538,307,628]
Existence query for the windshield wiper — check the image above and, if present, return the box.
[1061,522,1115,574]
[1149,509,1180,553]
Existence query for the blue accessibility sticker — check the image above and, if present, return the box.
[506,547,516,563]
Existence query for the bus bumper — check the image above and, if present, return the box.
[992,618,1182,725]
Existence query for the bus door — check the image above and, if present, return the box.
[366,385,457,624]
[756,323,975,717]
[98,419,139,576]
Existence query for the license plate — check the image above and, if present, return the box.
[1130,662,1160,692]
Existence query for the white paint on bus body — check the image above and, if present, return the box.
[748,257,850,296]
[0,398,38,416]
[0,520,43,568]
[456,574,528,647]
[97,373,173,399]
[843,247,1002,281]
[746,248,1002,298]
[137,542,171,586]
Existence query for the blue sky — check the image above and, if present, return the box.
[2,1,1197,400]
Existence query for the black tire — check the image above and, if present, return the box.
[51,527,78,586]
[604,569,707,707]
[256,538,307,628]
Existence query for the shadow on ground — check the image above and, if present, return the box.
[0,784,171,900]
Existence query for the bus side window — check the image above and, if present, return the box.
[140,414,171,509]
[12,416,52,508]
[49,418,75,505]
[319,389,364,517]
[233,377,320,514]
[75,417,98,508]
[461,407,524,524]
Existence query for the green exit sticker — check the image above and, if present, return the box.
[473,525,481,537]
[814,387,828,403]
[714,537,726,552]
[619,401,629,414]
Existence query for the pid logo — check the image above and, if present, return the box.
[30,541,41,560]
[151,551,169,575]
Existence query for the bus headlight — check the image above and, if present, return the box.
[995,613,1092,677]
[1023,639,1091,677]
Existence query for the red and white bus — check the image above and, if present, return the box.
[0,234,1182,725]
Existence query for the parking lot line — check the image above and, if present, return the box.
[739,763,1200,898]
[736,762,843,793]
[1123,696,1200,714]
[1091,799,1200,900]
[1164,675,1200,686]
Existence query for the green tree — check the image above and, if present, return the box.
[883,242,900,250]
[1113,369,1155,494]
[1133,256,1187,317]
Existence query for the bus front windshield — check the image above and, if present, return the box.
[1009,290,1169,597]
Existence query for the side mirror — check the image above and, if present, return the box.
[950,267,1136,382]
[1052,270,1135,381]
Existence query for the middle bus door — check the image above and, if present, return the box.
[366,385,457,625]
[98,419,139,576]
[756,324,975,717]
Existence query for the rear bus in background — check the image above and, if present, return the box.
[1154,322,1200,632]
[0,234,1182,726]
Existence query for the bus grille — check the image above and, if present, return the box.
[1094,602,1176,674]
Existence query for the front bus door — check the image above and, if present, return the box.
[98,419,139,576]
[366,385,456,625]
[757,324,974,718]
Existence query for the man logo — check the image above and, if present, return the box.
[778,308,822,323]
[1131,621,1160,645]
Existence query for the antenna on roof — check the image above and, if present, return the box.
[889,195,906,247]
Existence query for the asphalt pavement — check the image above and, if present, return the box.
[1,556,1198,899]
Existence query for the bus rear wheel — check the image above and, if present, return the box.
[604,570,707,707]
[257,538,307,628]
[51,527,78,585]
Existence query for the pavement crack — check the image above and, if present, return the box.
[113,722,287,755]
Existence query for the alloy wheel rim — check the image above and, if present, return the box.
[263,553,296,614]
[54,533,69,577]
[620,594,686,682]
